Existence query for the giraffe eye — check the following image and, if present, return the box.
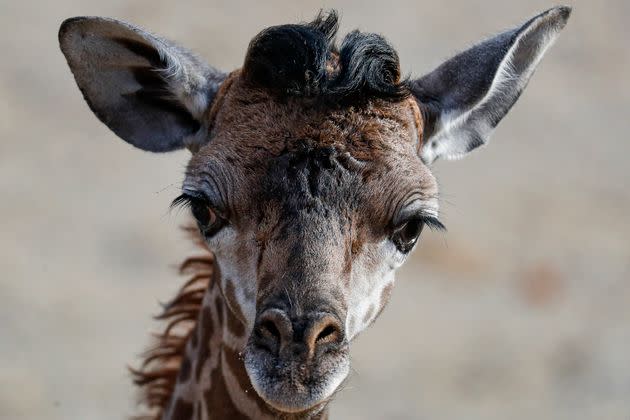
[190,200,217,226]
[172,194,226,236]
[190,200,226,237]
[390,214,446,253]
[391,219,424,253]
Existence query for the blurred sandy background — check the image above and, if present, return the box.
[1,0,629,419]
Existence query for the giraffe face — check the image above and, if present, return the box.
[59,6,570,416]
[180,77,439,412]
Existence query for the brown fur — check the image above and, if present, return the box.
[56,7,571,419]
[130,73,433,419]
[130,226,214,420]
[189,71,436,231]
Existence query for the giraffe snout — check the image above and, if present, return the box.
[245,306,350,412]
[253,308,345,359]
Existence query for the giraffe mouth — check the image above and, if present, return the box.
[243,342,350,413]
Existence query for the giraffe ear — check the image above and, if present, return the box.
[59,17,226,152]
[411,6,571,164]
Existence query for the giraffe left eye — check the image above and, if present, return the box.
[391,219,424,253]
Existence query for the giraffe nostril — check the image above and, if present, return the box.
[253,309,344,358]
[254,308,293,354]
[306,315,344,355]
[259,320,281,341]
[316,324,339,343]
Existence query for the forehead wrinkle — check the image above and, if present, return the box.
[184,153,240,214]
[393,189,437,217]
[357,158,439,232]
[188,74,438,229]
[385,190,409,224]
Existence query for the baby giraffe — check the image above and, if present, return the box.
[59,7,570,419]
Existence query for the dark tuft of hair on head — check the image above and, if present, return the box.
[241,10,338,96]
[330,30,408,100]
[309,9,340,46]
[241,10,409,102]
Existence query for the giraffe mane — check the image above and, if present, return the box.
[129,225,214,420]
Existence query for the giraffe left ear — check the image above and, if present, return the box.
[411,6,571,164]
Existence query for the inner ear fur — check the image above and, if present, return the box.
[411,6,571,163]
[59,16,225,152]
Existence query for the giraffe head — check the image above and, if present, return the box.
[59,8,570,415]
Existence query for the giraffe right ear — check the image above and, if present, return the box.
[59,17,225,152]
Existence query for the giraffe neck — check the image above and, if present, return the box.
[162,272,330,420]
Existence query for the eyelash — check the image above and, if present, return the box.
[170,193,196,211]
[418,215,447,232]
[171,194,446,246]
[390,214,446,254]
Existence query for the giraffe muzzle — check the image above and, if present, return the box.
[243,307,350,413]
[253,308,344,358]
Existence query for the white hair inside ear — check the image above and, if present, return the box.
[59,16,226,153]
[412,6,571,164]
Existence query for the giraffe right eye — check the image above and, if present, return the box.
[190,200,226,237]
[172,194,227,236]
[190,200,216,226]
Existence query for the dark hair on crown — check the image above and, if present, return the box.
[242,10,409,101]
